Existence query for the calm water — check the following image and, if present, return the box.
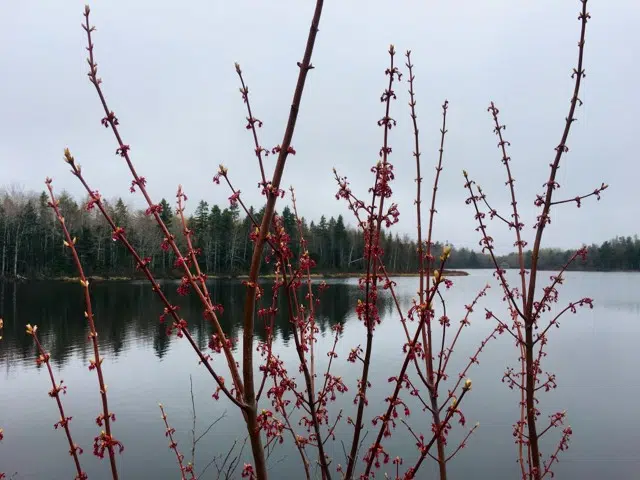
[0,271,638,479]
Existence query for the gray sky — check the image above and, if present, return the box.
[1,1,638,254]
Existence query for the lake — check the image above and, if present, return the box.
[0,271,638,479]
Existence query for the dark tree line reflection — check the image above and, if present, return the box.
[0,279,396,371]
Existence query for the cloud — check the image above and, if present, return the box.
[1,0,637,253]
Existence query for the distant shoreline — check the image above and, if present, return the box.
[234,270,470,280]
[4,269,640,284]
[2,270,470,283]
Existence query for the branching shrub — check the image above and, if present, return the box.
[0,1,604,480]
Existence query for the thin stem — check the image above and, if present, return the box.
[548,182,607,207]
[405,55,450,475]
[234,64,269,186]
[407,382,472,478]
[445,423,479,463]
[190,375,197,466]
[239,2,325,478]
[487,103,528,311]
[344,45,399,480]
[28,328,86,480]
[523,4,590,477]
[436,285,491,391]
[46,178,121,479]
[463,176,525,320]
[159,403,195,480]
[65,161,243,409]
[362,259,450,478]
[280,263,331,480]
[81,7,244,399]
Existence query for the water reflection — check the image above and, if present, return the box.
[1,272,639,479]
[0,278,387,371]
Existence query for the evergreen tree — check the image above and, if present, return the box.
[158,198,173,228]
[0,188,636,278]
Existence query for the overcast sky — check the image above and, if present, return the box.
[1,1,638,253]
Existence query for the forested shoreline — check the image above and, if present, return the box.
[1,189,638,280]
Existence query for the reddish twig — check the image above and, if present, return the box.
[547,182,607,207]
[159,403,196,480]
[45,177,122,479]
[521,3,591,475]
[81,6,245,401]
[462,3,595,478]
[405,380,473,478]
[436,285,491,390]
[61,153,243,410]
[234,63,270,188]
[340,44,402,480]
[406,49,451,477]
[236,2,325,477]
[27,325,87,480]
[487,102,528,309]
[445,422,479,463]
[541,425,572,479]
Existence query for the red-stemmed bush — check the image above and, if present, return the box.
[7,1,603,479]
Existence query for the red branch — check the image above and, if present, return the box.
[27,326,87,479]
[159,403,196,480]
[46,177,122,479]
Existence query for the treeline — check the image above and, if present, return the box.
[0,190,638,279]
